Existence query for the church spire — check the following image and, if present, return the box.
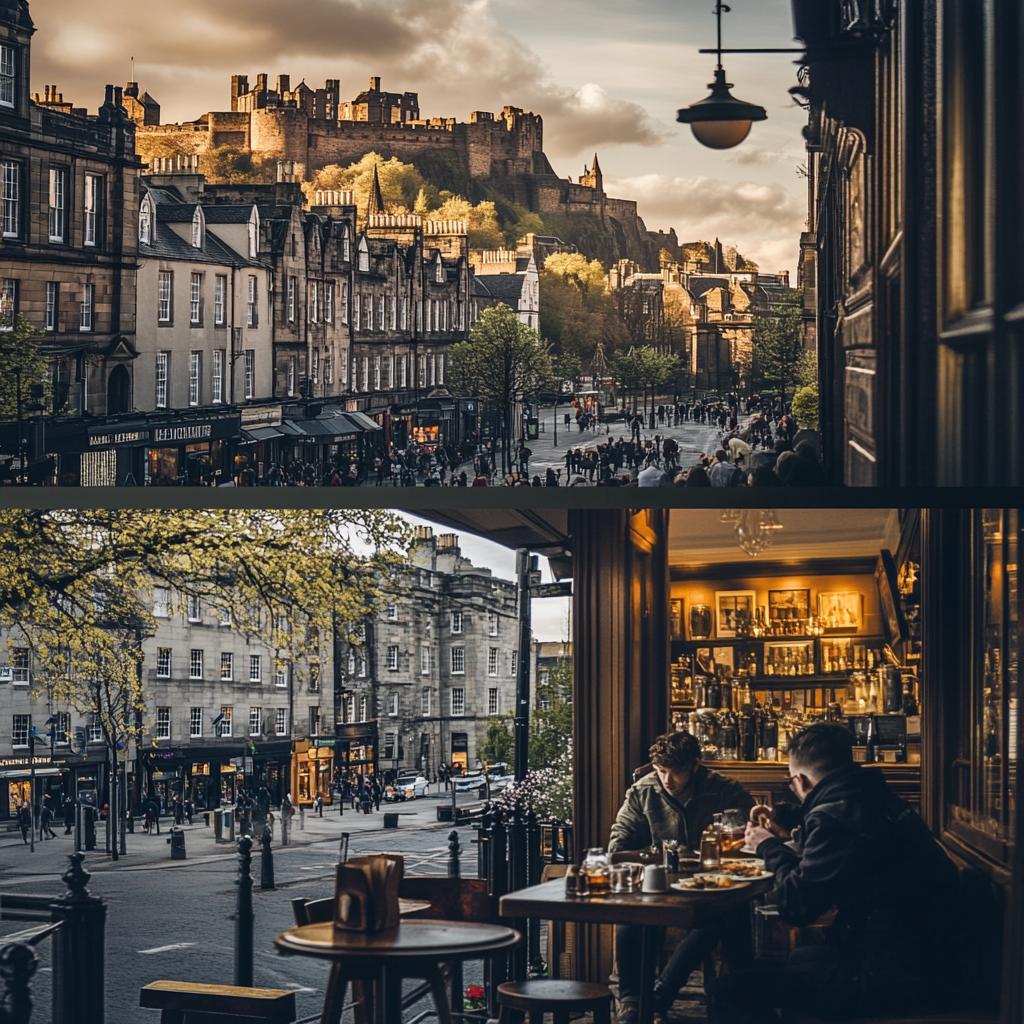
[368,162,385,218]
[581,153,603,192]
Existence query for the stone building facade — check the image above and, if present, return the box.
[0,0,142,481]
[0,589,333,820]
[336,528,520,778]
[470,248,540,330]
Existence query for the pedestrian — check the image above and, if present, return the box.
[315,793,324,817]
[33,801,40,833]
[18,801,30,843]
[147,795,161,834]
[371,777,382,812]
[173,796,184,825]
[184,797,194,826]
[41,797,57,840]
[63,794,75,835]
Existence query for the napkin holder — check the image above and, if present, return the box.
[334,854,404,932]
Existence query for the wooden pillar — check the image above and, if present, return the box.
[569,508,670,984]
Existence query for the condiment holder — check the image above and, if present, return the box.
[641,864,668,893]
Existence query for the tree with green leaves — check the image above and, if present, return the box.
[447,305,554,475]
[749,291,805,408]
[612,345,679,418]
[0,509,409,856]
[0,314,53,421]
[304,154,427,225]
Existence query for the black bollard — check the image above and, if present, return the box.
[260,826,275,890]
[447,829,461,879]
[0,942,37,1024]
[51,853,106,1024]
[233,836,254,988]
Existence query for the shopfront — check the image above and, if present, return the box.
[421,506,1023,1023]
[293,738,335,806]
[0,756,68,821]
[334,722,378,787]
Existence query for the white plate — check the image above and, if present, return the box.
[720,869,773,881]
[721,858,765,870]
[672,877,751,891]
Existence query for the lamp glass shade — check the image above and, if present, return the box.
[690,119,752,149]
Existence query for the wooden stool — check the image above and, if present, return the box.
[140,981,297,1023]
[497,980,614,1024]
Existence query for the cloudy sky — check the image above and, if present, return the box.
[31,0,807,275]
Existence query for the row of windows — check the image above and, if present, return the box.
[158,271,259,329]
[155,705,298,740]
[153,648,305,687]
[11,713,80,747]
[0,278,95,333]
[385,644,511,677]
[338,685,499,722]
[0,159,104,248]
[154,347,256,406]
[1,648,30,683]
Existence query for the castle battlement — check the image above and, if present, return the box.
[424,220,467,236]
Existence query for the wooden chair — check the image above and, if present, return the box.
[497,980,613,1024]
[139,981,296,1024]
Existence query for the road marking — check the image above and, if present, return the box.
[138,942,196,954]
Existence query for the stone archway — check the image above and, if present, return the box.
[107,364,131,415]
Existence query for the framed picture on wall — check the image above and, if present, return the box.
[817,591,862,632]
[669,598,685,640]
[768,589,811,625]
[715,591,757,638]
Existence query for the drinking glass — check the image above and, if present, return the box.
[582,847,610,894]
[609,864,632,892]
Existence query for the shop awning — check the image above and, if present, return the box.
[345,411,384,432]
[287,416,361,443]
[0,767,64,778]
[243,426,284,442]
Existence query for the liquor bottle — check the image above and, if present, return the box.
[763,699,780,761]
[865,715,877,763]
[754,700,766,760]
[705,672,722,710]
[719,707,739,760]
[902,675,920,716]
[739,699,757,761]
[721,675,734,713]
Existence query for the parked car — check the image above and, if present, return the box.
[386,775,429,801]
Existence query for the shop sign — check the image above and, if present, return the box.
[0,755,63,769]
[89,429,149,448]
[241,406,283,428]
[153,424,213,444]
[149,750,181,761]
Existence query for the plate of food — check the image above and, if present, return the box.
[672,875,751,891]
[719,861,772,881]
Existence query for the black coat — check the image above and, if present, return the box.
[756,764,959,978]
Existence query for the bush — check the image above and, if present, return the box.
[791,384,819,428]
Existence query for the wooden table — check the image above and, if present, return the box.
[500,877,773,1024]
[274,919,522,1024]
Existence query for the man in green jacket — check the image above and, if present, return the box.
[611,731,754,1024]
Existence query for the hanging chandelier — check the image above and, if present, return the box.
[720,509,783,556]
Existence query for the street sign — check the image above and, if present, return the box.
[530,582,573,599]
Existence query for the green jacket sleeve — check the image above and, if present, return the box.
[608,787,652,852]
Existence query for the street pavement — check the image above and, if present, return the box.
[366,402,729,485]
[0,786,487,1024]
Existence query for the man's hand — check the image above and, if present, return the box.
[748,804,792,841]
[745,821,774,849]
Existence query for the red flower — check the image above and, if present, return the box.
[465,986,486,1000]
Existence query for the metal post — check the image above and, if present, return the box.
[0,941,37,1024]
[260,826,275,890]
[507,804,528,981]
[447,829,461,879]
[526,808,542,971]
[28,734,34,854]
[233,835,254,988]
[51,853,107,1024]
[118,764,127,856]
[108,747,117,861]
[513,549,534,782]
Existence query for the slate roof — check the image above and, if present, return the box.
[203,206,254,224]
[687,276,732,299]
[473,273,525,304]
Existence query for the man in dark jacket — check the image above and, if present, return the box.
[710,723,960,1023]
[610,732,754,1024]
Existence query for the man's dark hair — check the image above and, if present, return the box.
[787,723,854,775]
[649,730,701,769]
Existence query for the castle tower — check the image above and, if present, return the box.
[580,153,603,192]
[368,162,386,218]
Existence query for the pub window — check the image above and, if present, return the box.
[359,695,367,722]
[386,356,393,389]
[488,648,498,676]
[344,695,355,722]
[190,707,203,737]
[54,712,70,745]
[244,349,255,400]
[190,273,202,324]
[399,356,408,389]
[218,706,232,737]
[312,348,320,384]
[287,276,297,323]
[0,45,15,108]
[325,281,335,323]
[220,652,233,681]
[274,662,289,688]
[249,654,261,683]
[275,708,288,736]
[325,347,333,384]
[374,355,381,391]
[1,161,20,238]
[387,645,399,670]
[83,174,102,247]
[249,706,262,736]
[189,649,204,680]
[156,708,170,740]
[451,647,465,675]
[450,611,463,634]
[488,687,499,716]
[246,276,258,327]
[88,714,103,744]
[309,707,321,736]
[48,168,66,243]
[946,508,1019,866]
[437,355,445,385]
[155,352,169,407]
[11,648,29,684]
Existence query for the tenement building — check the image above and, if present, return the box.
[336,528,519,779]
[0,587,335,820]
[0,0,142,483]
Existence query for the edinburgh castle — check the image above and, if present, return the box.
[129,75,675,269]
